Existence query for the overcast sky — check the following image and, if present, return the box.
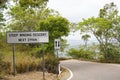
[48,0,120,23]
[48,0,120,47]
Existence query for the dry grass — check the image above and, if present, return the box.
[1,50,69,80]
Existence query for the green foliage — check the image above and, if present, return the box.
[39,16,70,52]
[8,5,41,30]
[68,48,94,60]
[0,32,3,39]
[79,17,112,33]
[8,0,56,31]
[45,54,58,73]
[60,39,69,52]
[99,2,118,19]
[39,16,69,37]
[112,15,120,45]
[99,44,120,63]
[82,34,91,50]
[0,0,7,8]
[30,47,42,58]
[19,0,48,8]
[79,17,112,59]
[0,53,11,78]
[99,2,120,45]
[82,34,91,41]
[68,48,80,58]
[0,0,7,34]
[79,2,120,62]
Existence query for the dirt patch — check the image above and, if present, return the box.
[3,71,57,80]
[2,67,70,80]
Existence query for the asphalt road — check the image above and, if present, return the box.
[61,60,120,80]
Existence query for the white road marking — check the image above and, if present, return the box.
[62,66,73,80]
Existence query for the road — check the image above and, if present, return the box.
[61,60,120,80]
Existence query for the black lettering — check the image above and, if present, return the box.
[58,41,60,47]
[18,38,26,41]
[9,34,18,37]
[18,39,22,41]
[28,38,37,41]
[33,33,46,36]
[20,33,32,37]
[55,41,57,47]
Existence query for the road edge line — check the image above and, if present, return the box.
[61,66,73,80]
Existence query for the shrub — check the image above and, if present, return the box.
[15,56,42,73]
[68,48,80,58]
[45,54,58,73]
[68,48,95,60]
[1,50,59,76]
[31,47,42,58]
[0,60,11,78]
[99,44,120,63]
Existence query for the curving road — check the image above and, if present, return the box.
[61,60,120,80]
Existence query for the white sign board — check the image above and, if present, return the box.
[7,31,49,43]
[54,39,60,50]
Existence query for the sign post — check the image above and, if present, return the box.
[42,43,45,80]
[54,39,60,77]
[12,44,16,76]
[7,31,49,79]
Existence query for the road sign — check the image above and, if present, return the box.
[54,39,61,77]
[7,31,49,79]
[7,31,49,43]
[54,39,60,50]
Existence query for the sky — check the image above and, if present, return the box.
[48,0,120,23]
[47,0,120,47]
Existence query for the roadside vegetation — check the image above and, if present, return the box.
[0,0,69,79]
[68,43,99,60]
[68,2,120,63]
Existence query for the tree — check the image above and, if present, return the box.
[79,2,120,61]
[82,34,91,50]
[8,0,58,31]
[79,17,112,60]
[98,2,120,61]
[114,17,120,46]
[99,2,120,44]
[0,1,9,77]
[7,0,60,50]
[0,0,7,34]
[0,0,7,48]
[39,16,70,53]
[18,0,48,8]
[60,39,69,52]
[99,2,120,46]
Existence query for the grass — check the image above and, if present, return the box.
[0,48,58,78]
